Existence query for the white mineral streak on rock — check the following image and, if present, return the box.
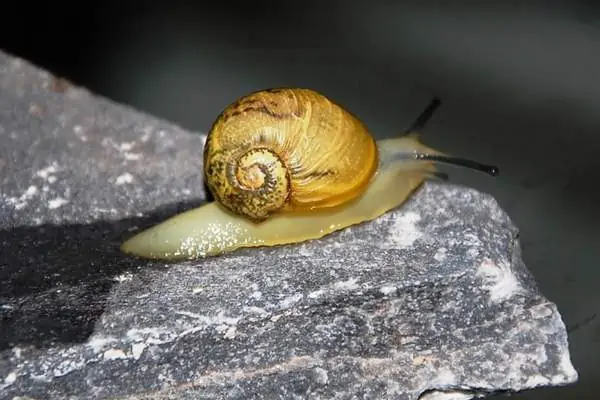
[243,306,269,317]
[103,349,128,360]
[558,351,579,383]
[113,272,133,282]
[5,185,38,210]
[131,343,146,360]
[420,392,475,400]
[86,335,118,353]
[115,172,134,185]
[380,285,398,295]
[388,211,423,249]
[224,326,237,339]
[0,371,17,390]
[48,197,68,209]
[101,137,142,161]
[477,259,523,302]
[278,293,303,309]
[333,277,360,291]
[312,367,329,385]
[308,289,326,299]
[35,163,60,180]
[433,247,448,261]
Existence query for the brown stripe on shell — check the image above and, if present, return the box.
[219,89,305,123]
[303,169,336,179]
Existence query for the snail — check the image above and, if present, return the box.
[121,88,498,261]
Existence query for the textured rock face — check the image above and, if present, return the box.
[0,50,578,399]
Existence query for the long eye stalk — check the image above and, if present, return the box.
[405,97,499,177]
[415,153,499,176]
[405,97,442,134]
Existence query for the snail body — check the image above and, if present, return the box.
[121,88,498,261]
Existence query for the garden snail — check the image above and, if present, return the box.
[121,88,498,261]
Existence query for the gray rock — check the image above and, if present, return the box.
[0,50,578,399]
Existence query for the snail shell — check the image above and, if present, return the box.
[203,88,378,222]
[121,88,498,261]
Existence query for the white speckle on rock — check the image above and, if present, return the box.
[434,247,447,261]
[6,185,39,210]
[102,137,142,161]
[115,173,134,185]
[103,349,128,360]
[524,374,550,387]
[243,306,269,316]
[249,290,262,300]
[531,304,553,319]
[30,372,52,383]
[278,293,303,309]
[380,285,397,295]
[224,326,237,339]
[477,260,523,303]
[420,391,474,400]
[48,197,68,209]
[113,272,133,282]
[313,367,329,385]
[466,247,480,259]
[124,152,142,161]
[270,314,282,322]
[557,350,579,383]
[192,286,204,294]
[1,371,17,389]
[308,289,325,299]
[297,244,314,257]
[463,232,482,247]
[139,127,152,142]
[12,347,22,359]
[91,207,118,215]
[131,343,146,360]
[119,142,136,152]
[428,368,458,388]
[53,358,85,378]
[388,211,423,249]
[35,163,60,180]
[86,335,117,353]
[174,310,241,327]
[126,327,175,346]
[334,277,360,291]
[73,124,87,141]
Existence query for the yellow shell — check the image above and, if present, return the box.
[203,88,379,222]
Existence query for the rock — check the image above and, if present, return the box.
[0,50,578,400]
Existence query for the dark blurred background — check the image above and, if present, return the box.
[1,0,599,398]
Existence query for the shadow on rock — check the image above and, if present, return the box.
[0,199,205,351]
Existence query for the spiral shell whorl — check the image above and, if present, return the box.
[204,87,379,222]
[204,147,290,222]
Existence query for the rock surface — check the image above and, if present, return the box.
[0,50,578,399]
